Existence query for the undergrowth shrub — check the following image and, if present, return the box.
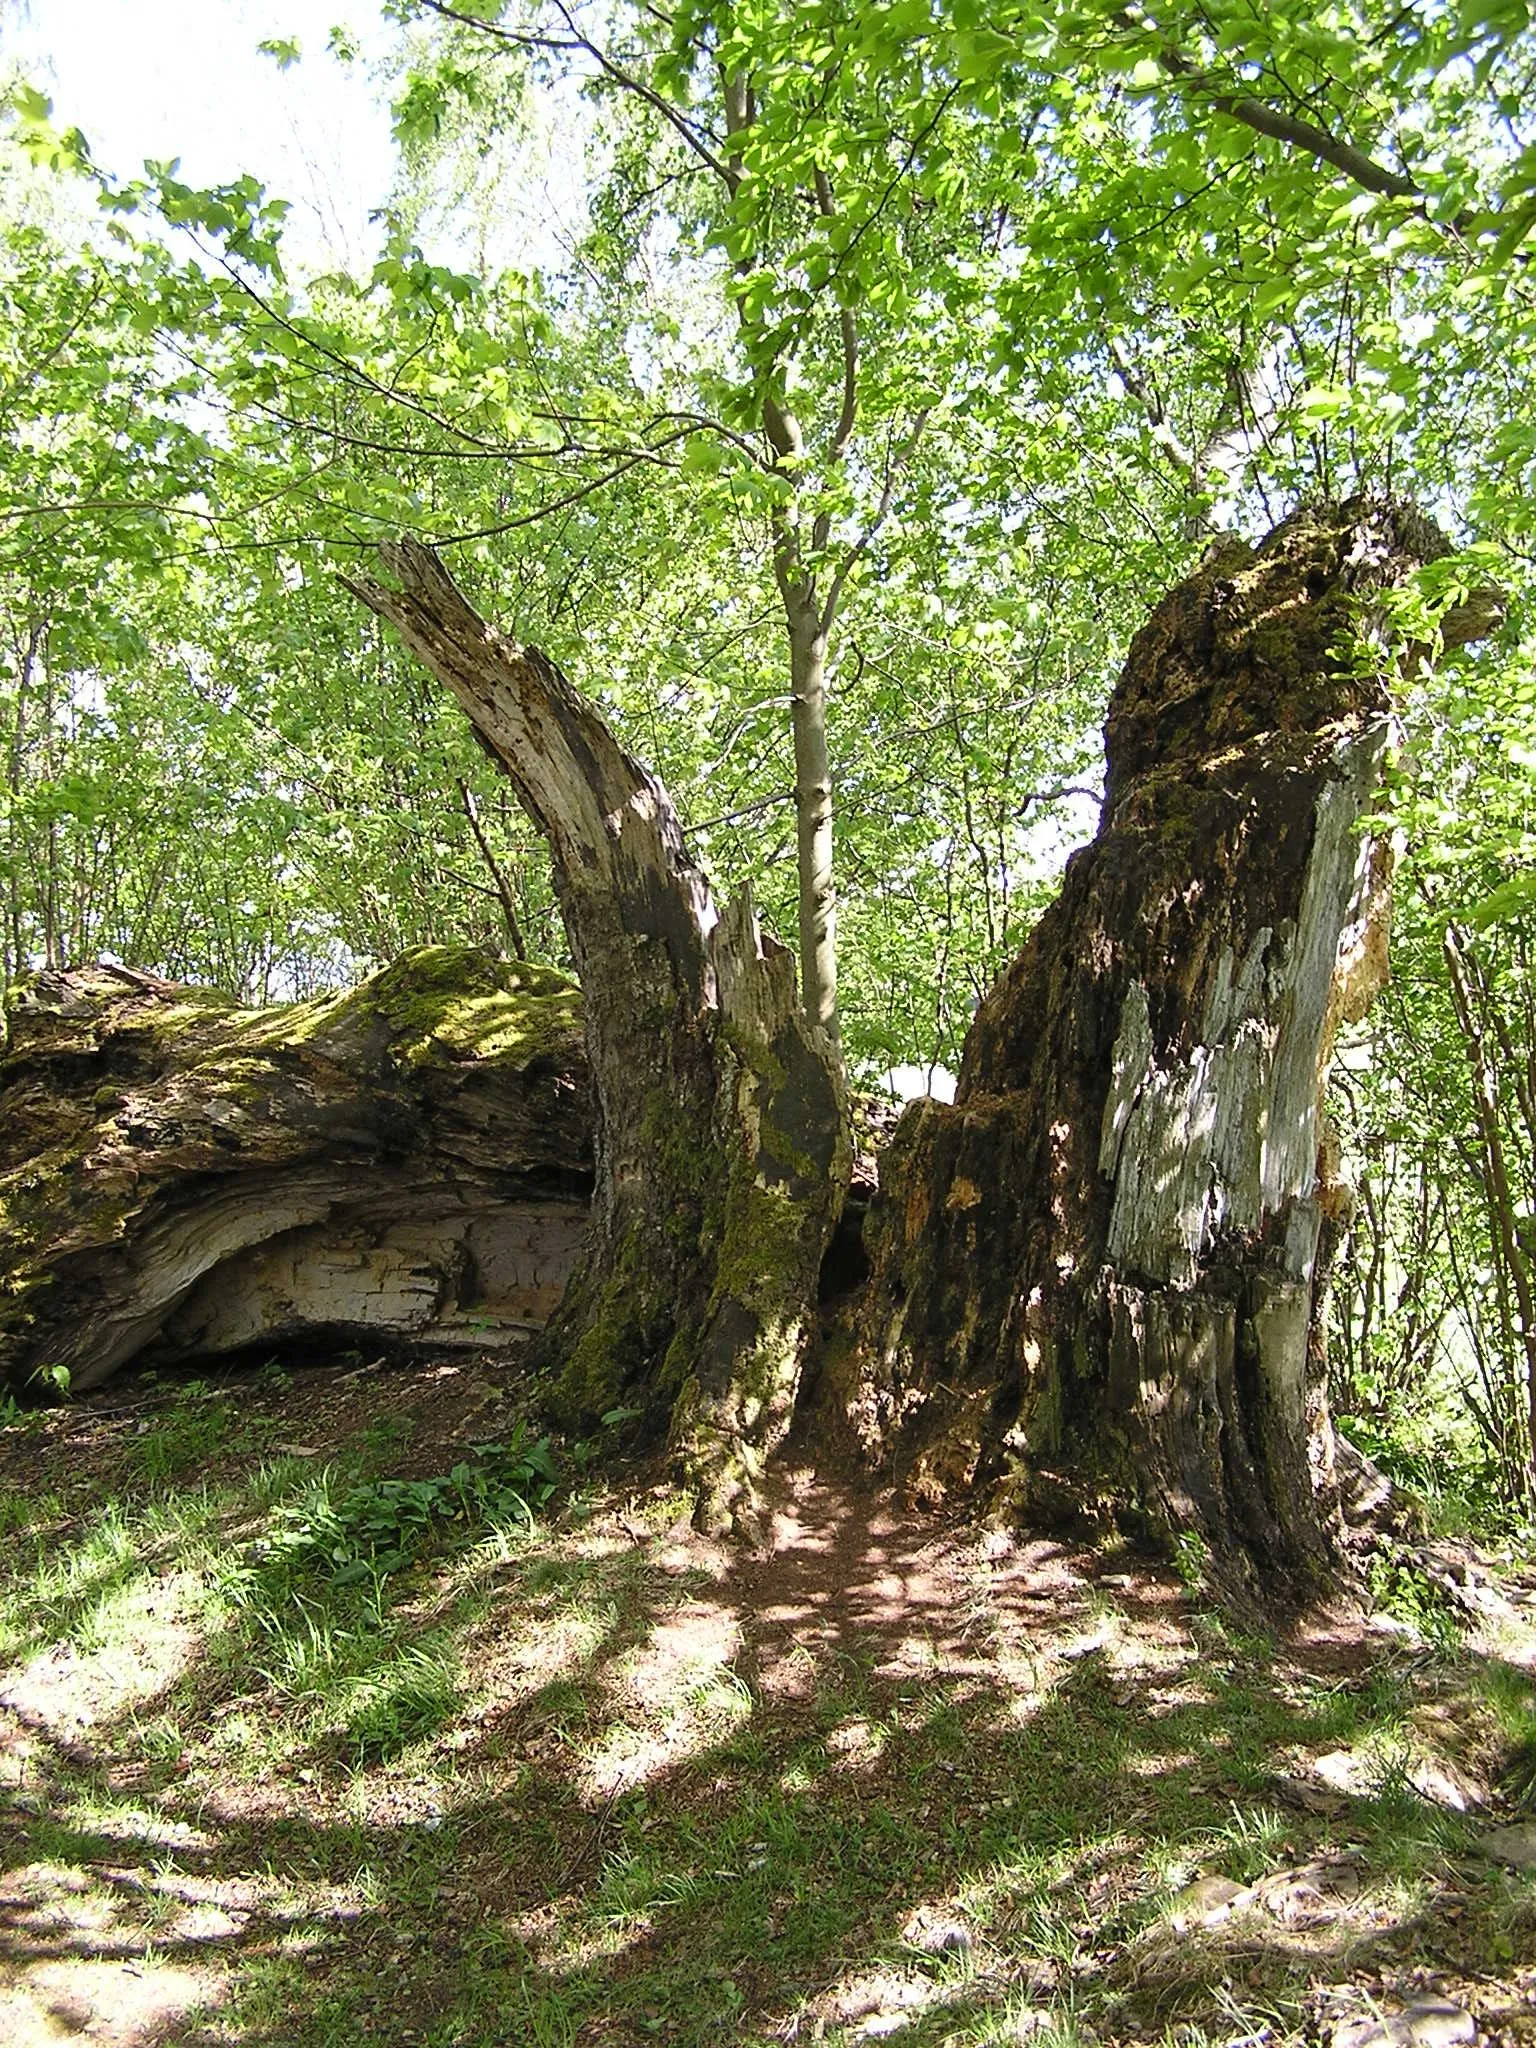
[1336,1412,1526,1545]
[260,1425,559,1583]
[1366,1546,1463,1655]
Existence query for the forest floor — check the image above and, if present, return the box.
[0,1354,1534,2048]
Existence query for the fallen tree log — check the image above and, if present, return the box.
[0,947,591,1395]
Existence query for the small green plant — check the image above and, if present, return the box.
[358,1412,414,1465]
[0,1484,63,1536]
[0,1362,68,1428]
[262,1425,559,1583]
[568,1402,643,1471]
[1367,1546,1462,1655]
[1171,1528,1210,1594]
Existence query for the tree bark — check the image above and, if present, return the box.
[344,542,849,1527]
[846,499,1497,1598]
[787,604,839,1043]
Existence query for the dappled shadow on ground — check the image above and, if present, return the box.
[1,1361,1535,2048]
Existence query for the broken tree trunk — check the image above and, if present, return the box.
[0,948,592,1393]
[849,500,1497,1596]
[344,543,849,1527]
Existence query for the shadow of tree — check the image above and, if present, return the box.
[2,1412,1533,2048]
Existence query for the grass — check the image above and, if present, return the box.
[1,1360,1535,2048]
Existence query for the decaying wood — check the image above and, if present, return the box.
[344,542,849,1528]
[0,948,591,1394]
[848,499,1498,1594]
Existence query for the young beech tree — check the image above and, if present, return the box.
[374,0,1536,1054]
[384,0,990,1047]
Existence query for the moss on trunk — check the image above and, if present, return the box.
[847,501,1496,1599]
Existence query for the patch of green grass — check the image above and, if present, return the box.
[1478,1656,1536,1809]
[5,1367,1536,2048]
[127,1380,239,1482]
[0,1480,64,1537]
[341,1645,463,1763]
[260,1426,558,1584]
[247,1450,323,1507]
[0,1489,224,1662]
[357,1410,415,1466]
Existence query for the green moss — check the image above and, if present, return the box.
[711,1175,812,1317]
[199,1057,281,1104]
[555,1172,810,1439]
[551,1230,668,1426]
[634,1090,724,1262]
[557,1292,632,1422]
[1015,1358,1064,1461]
[0,1140,125,1245]
[1246,615,1308,682]
[0,946,586,1387]
[342,948,581,1068]
[136,991,237,1032]
[229,946,582,1071]
[638,1086,715,1189]
[718,1018,787,1093]
[657,1326,694,1398]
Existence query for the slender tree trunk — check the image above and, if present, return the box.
[787,602,838,1042]
[345,542,849,1527]
[39,636,62,973]
[844,500,1499,1600]
[456,776,528,961]
[1443,920,1536,1498]
[5,617,43,987]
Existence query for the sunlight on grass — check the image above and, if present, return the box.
[3,1371,1535,2048]
[0,1954,219,2048]
[578,1598,749,1798]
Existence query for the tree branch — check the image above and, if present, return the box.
[1117,6,1454,218]
[456,776,528,959]
[819,407,928,633]
[813,167,859,467]
[545,0,733,184]
[1102,331,1196,477]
